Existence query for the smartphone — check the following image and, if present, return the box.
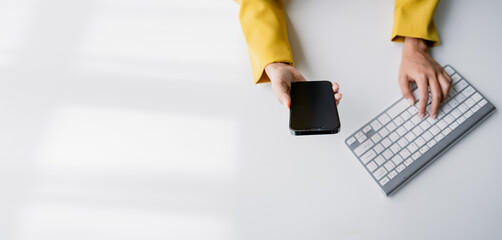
[289,81,341,135]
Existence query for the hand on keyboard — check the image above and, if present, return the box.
[398,37,452,119]
[346,65,496,196]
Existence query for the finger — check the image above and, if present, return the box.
[271,80,292,109]
[335,93,342,105]
[438,73,451,102]
[332,82,340,93]
[416,76,429,118]
[428,74,443,119]
[398,73,415,105]
[441,68,453,83]
[281,93,291,109]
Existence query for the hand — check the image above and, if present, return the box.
[398,37,452,119]
[264,62,342,108]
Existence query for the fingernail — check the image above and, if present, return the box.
[431,113,437,120]
[419,113,425,119]
[407,98,414,106]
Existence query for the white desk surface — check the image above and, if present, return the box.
[1,0,501,239]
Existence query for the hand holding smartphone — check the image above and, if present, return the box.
[289,81,341,135]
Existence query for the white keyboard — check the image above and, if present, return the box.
[345,65,496,196]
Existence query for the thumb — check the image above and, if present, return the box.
[280,93,291,109]
[399,74,415,105]
[271,79,292,109]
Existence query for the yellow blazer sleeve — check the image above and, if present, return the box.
[235,0,294,83]
[391,0,440,46]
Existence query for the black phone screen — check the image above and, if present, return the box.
[289,81,340,135]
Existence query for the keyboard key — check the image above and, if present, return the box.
[451,73,462,82]
[389,132,399,142]
[442,104,453,113]
[465,97,476,107]
[386,122,397,132]
[404,158,413,166]
[405,132,416,142]
[396,164,406,173]
[472,93,482,102]
[380,177,390,186]
[427,139,437,148]
[464,109,474,118]
[407,142,418,153]
[420,146,429,154]
[412,126,424,136]
[397,138,409,148]
[401,111,412,121]
[422,131,433,141]
[450,121,459,130]
[435,133,444,142]
[373,167,388,180]
[411,115,422,125]
[363,125,372,133]
[378,127,390,138]
[373,143,384,154]
[437,120,447,130]
[371,120,383,130]
[454,79,467,90]
[367,161,377,172]
[374,155,386,166]
[472,104,481,113]
[479,99,487,107]
[354,139,374,156]
[419,121,430,131]
[451,108,462,118]
[388,170,398,179]
[392,155,403,165]
[393,116,404,126]
[378,114,391,125]
[412,152,421,160]
[430,125,440,135]
[444,114,455,124]
[390,143,401,154]
[361,149,377,164]
[456,93,466,103]
[371,133,382,143]
[396,126,407,137]
[444,66,454,75]
[355,131,367,143]
[448,99,459,109]
[346,137,356,145]
[403,120,414,131]
[457,115,466,124]
[400,149,411,159]
[443,127,452,136]
[408,106,419,115]
[381,138,392,148]
[437,110,446,120]
[461,86,475,98]
[387,98,410,118]
[384,161,396,171]
[383,149,393,160]
[415,136,426,147]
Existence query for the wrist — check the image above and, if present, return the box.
[403,37,428,54]
[265,62,290,72]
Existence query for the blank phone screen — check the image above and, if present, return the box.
[289,81,340,135]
